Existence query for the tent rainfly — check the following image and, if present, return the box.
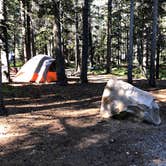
[13,55,57,83]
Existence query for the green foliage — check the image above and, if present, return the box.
[132,67,145,79]
[159,65,166,80]
[2,84,36,98]
[66,62,75,69]
[88,68,106,75]
[35,28,52,53]
[2,84,18,96]
[2,0,165,83]
[10,59,23,67]
[6,0,21,49]
[112,66,145,78]
[112,67,127,76]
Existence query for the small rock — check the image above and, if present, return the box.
[109,139,115,143]
[134,151,138,155]
[126,151,130,155]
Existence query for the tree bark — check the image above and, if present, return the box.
[31,28,36,57]
[75,0,81,72]
[25,0,32,60]
[53,1,67,85]
[127,0,134,84]
[156,30,160,79]
[149,0,158,87]
[80,0,89,83]
[13,32,16,67]
[2,0,10,82]
[21,0,32,61]
[106,0,112,73]
[0,46,5,115]
[20,0,26,63]
[89,18,94,68]
[0,0,5,115]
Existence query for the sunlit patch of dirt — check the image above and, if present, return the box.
[77,134,109,149]
[151,89,166,103]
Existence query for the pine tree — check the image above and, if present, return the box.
[81,0,90,83]
[149,0,158,87]
[53,0,67,85]
[75,0,81,72]
[106,0,112,73]
[2,0,10,81]
[0,0,7,115]
[127,0,134,84]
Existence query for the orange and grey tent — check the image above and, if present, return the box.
[13,55,57,83]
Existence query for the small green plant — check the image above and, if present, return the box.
[2,84,28,97]
[112,67,127,76]
[159,65,166,80]
[89,68,106,75]
[133,67,145,79]
[2,84,17,95]
[10,60,24,67]
[112,66,145,78]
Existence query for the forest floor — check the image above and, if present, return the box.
[0,74,166,166]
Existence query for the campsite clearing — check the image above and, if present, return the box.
[0,75,166,166]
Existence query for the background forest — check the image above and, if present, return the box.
[0,0,166,85]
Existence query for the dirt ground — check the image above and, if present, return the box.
[0,75,166,166]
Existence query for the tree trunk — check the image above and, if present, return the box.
[2,0,10,82]
[149,0,158,87]
[13,32,16,67]
[145,33,149,73]
[156,30,160,79]
[80,0,89,83]
[75,0,81,72]
[0,0,4,108]
[53,1,67,85]
[156,43,160,79]
[89,45,95,68]
[125,29,129,62]
[21,0,32,61]
[106,0,112,73]
[20,0,26,63]
[89,19,94,68]
[31,27,36,57]
[44,36,48,55]
[137,38,141,65]
[25,0,31,60]
[127,0,134,84]
[117,10,121,67]
[0,45,6,115]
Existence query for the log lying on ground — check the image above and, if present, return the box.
[100,78,161,125]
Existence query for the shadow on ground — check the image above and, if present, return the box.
[3,82,105,115]
[0,77,166,166]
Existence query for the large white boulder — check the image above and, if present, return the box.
[100,78,161,125]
